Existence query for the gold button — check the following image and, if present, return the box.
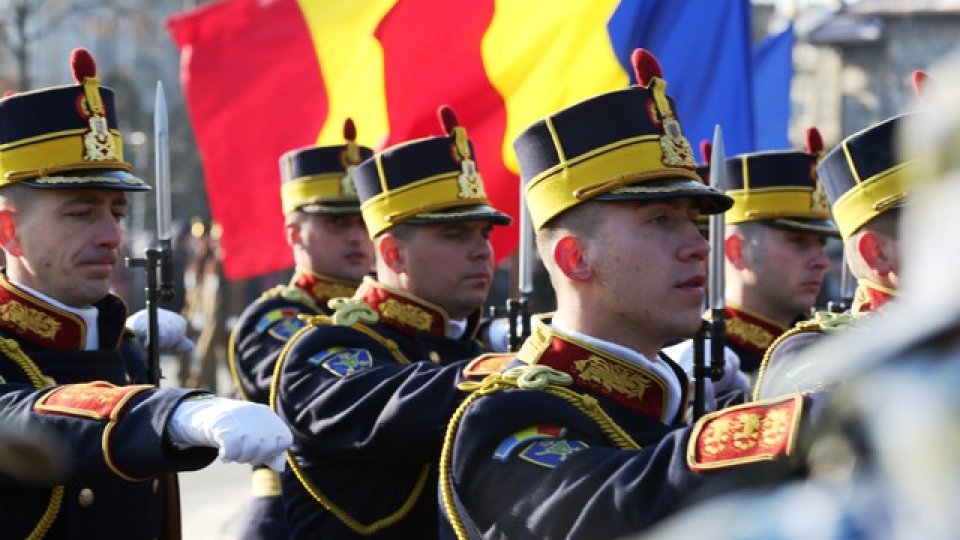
[78,488,95,507]
[428,351,441,364]
[152,478,160,494]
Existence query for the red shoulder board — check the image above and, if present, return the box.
[687,393,803,472]
[35,381,152,420]
[462,353,514,380]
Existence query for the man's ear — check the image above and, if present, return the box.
[0,208,22,257]
[724,233,748,269]
[378,234,405,273]
[857,231,893,276]
[285,220,302,249]
[553,235,592,282]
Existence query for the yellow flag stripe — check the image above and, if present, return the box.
[296,0,398,148]
[481,0,627,174]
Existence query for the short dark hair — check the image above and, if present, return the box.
[0,183,36,214]
[727,221,766,265]
[535,200,602,263]
[859,208,901,240]
[381,222,418,242]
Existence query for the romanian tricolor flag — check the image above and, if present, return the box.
[168,0,753,280]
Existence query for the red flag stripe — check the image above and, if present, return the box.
[373,0,518,262]
[168,0,328,279]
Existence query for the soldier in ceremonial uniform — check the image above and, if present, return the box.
[271,106,511,539]
[672,132,835,369]
[646,62,960,540]
[439,49,816,540]
[665,132,837,386]
[717,131,836,375]
[0,49,292,540]
[754,110,919,399]
[229,120,374,540]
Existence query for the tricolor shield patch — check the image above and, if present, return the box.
[255,308,305,341]
[493,424,566,462]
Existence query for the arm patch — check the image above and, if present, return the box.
[687,393,802,472]
[34,381,152,420]
[308,347,374,378]
[255,308,307,341]
[494,424,590,468]
[519,438,589,469]
[462,353,514,380]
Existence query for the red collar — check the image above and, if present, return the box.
[291,270,360,307]
[0,277,87,350]
[722,306,787,354]
[516,318,682,424]
[356,278,451,337]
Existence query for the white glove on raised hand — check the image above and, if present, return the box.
[167,396,293,471]
[126,308,194,353]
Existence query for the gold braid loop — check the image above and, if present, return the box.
[455,373,509,394]
[457,365,572,394]
[0,337,64,538]
[811,310,856,333]
[503,364,573,390]
[328,297,379,326]
[441,364,639,540]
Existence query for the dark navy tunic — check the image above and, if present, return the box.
[272,278,484,539]
[229,270,359,540]
[0,277,216,540]
[441,316,807,540]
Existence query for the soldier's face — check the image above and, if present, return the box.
[580,199,709,348]
[389,220,494,319]
[292,213,373,282]
[739,226,830,317]
[4,189,126,307]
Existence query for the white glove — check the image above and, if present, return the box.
[483,318,511,352]
[662,339,751,410]
[126,308,194,353]
[167,396,293,471]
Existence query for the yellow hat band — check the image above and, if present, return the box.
[524,134,699,232]
[0,128,125,185]
[280,173,358,214]
[831,160,916,239]
[360,170,491,238]
[726,187,830,224]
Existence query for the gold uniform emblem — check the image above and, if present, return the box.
[574,355,652,400]
[378,298,433,332]
[659,117,697,169]
[457,158,486,199]
[82,114,118,162]
[810,179,830,214]
[341,165,358,196]
[0,299,62,340]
